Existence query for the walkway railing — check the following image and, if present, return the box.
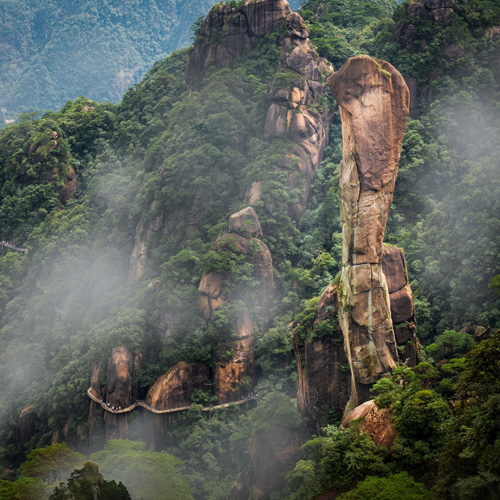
[87,387,257,415]
[0,241,27,253]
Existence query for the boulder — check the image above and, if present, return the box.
[243,0,291,37]
[286,12,309,39]
[229,206,263,238]
[145,362,210,410]
[327,56,410,412]
[474,326,491,343]
[341,399,397,449]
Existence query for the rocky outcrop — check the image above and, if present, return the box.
[327,55,410,413]
[257,11,332,219]
[293,285,351,431]
[215,304,256,403]
[103,346,134,440]
[186,0,291,85]
[382,245,419,366]
[229,206,263,239]
[145,362,210,410]
[199,208,274,403]
[16,406,36,445]
[341,399,397,449]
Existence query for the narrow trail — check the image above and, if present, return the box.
[87,388,257,415]
[0,241,27,253]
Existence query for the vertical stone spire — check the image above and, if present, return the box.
[327,55,410,412]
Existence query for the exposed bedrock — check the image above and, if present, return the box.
[292,285,351,431]
[327,55,410,413]
[186,0,291,85]
[341,399,397,449]
[145,362,210,410]
[199,208,274,403]
[145,362,211,449]
[256,11,332,220]
[95,345,144,440]
[382,245,420,366]
[16,407,36,446]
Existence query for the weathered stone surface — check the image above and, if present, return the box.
[256,11,331,220]
[474,326,491,343]
[199,271,226,320]
[327,55,410,413]
[293,285,351,431]
[146,362,210,410]
[186,0,291,85]
[243,0,291,36]
[286,12,309,39]
[129,203,163,282]
[104,346,133,440]
[229,206,264,238]
[382,245,419,366]
[341,399,397,449]
[16,407,36,445]
[327,56,409,193]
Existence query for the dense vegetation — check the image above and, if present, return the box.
[0,0,499,498]
[0,0,217,120]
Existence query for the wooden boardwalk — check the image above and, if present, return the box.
[0,241,27,253]
[87,388,256,415]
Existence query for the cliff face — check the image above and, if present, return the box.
[145,362,210,410]
[327,55,410,412]
[293,285,351,431]
[257,10,332,220]
[186,0,292,85]
[382,245,420,366]
[199,207,274,403]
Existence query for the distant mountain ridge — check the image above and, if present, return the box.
[0,1,286,120]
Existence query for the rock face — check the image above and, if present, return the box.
[186,0,291,85]
[16,406,36,445]
[327,55,410,412]
[145,362,211,449]
[341,399,397,449]
[103,346,134,440]
[258,11,332,219]
[145,362,210,410]
[293,285,351,431]
[129,204,163,282]
[199,209,274,403]
[382,245,419,366]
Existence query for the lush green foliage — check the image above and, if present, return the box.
[90,440,193,500]
[0,0,217,118]
[50,462,131,500]
[0,0,499,499]
[336,472,433,500]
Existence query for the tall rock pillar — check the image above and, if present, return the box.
[326,56,410,412]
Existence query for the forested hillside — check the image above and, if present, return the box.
[0,0,499,499]
[0,0,228,120]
